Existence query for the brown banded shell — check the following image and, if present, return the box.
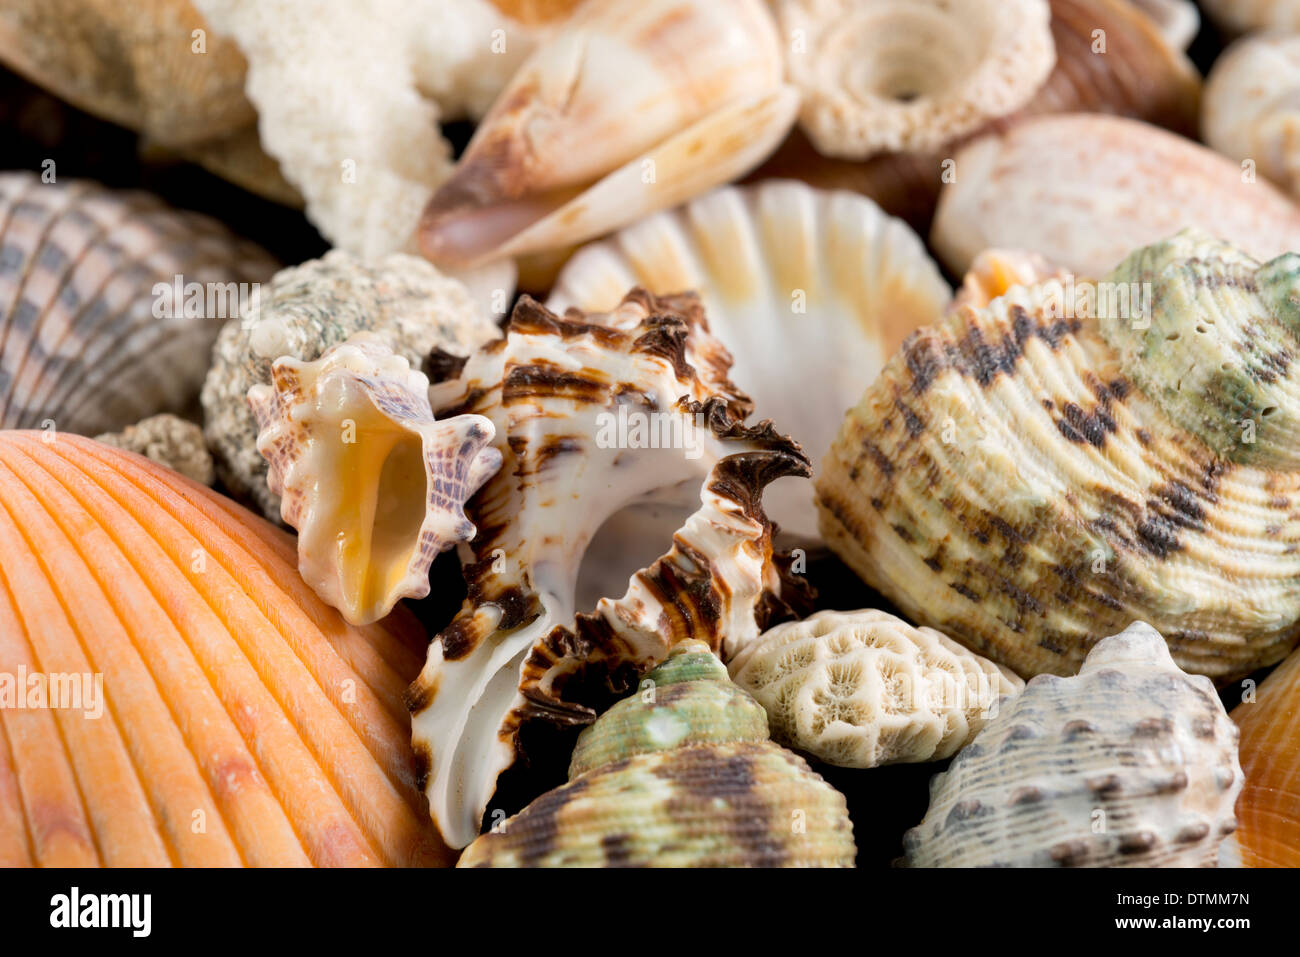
[903,623,1243,868]
[457,642,857,867]
[0,171,276,436]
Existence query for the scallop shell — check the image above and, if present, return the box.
[777,0,1055,160]
[95,413,214,485]
[727,609,1024,769]
[1199,0,1300,33]
[409,290,811,849]
[1226,646,1300,866]
[932,114,1300,279]
[0,431,449,867]
[818,230,1300,681]
[547,180,951,542]
[201,251,502,520]
[903,623,1243,868]
[457,641,856,867]
[0,172,276,437]
[1203,34,1300,201]
[248,333,501,625]
[418,0,799,268]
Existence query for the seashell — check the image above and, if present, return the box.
[0,171,276,436]
[0,431,449,866]
[457,641,856,867]
[727,609,1024,769]
[248,333,501,625]
[1199,0,1300,34]
[932,114,1300,279]
[776,0,1056,160]
[903,623,1243,868]
[1225,646,1300,866]
[818,230,1300,682]
[750,0,1202,233]
[409,290,811,848]
[201,251,502,520]
[1129,0,1200,49]
[948,248,1072,314]
[485,0,586,26]
[418,0,800,268]
[1203,33,1300,201]
[547,180,952,542]
[95,414,215,485]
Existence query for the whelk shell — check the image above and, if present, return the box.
[249,333,501,625]
[548,180,951,542]
[903,623,1243,868]
[727,609,1024,769]
[0,432,448,866]
[0,172,276,436]
[776,0,1055,160]
[931,113,1300,279]
[817,230,1300,681]
[418,0,799,268]
[457,642,856,867]
[408,290,810,849]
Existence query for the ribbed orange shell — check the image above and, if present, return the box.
[1232,648,1300,867]
[0,431,450,867]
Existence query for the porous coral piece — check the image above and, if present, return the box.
[96,414,214,485]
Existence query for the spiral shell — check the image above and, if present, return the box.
[457,642,856,867]
[903,623,1243,868]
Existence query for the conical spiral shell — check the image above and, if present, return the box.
[903,623,1243,868]
[0,432,449,867]
[457,643,856,867]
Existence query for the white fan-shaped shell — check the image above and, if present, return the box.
[549,180,951,540]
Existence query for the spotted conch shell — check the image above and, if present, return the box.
[728,609,1024,768]
[903,623,1244,868]
[409,290,811,848]
[248,333,501,625]
[818,230,1300,681]
[458,641,856,867]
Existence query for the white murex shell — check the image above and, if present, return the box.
[548,180,951,541]
[248,332,501,625]
[903,622,1244,868]
[727,609,1024,769]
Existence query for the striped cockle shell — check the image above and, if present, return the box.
[248,333,501,626]
[0,171,276,436]
[818,230,1300,681]
[548,180,952,542]
[409,289,811,849]
[201,250,502,519]
[903,623,1243,868]
[457,642,856,867]
[727,609,1024,769]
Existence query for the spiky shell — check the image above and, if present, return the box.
[201,250,501,519]
[0,172,275,436]
[903,623,1243,868]
[409,290,811,849]
[728,609,1024,768]
[548,180,951,541]
[818,231,1300,681]
[931,114,1300,279]
[0,432,449,867]
[457,643,856,867]
[247,333,500,625]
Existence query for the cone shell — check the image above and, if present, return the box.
[248,333,501,625]
[1203,34,1300,200]
[777,0,1055,160]
[903,623,1243,868]
[932,114,1300,279]
[0,172,276,436]
[818,231,1300,681]
[0,432,449,867]
[728,610,1024,769]
[457,643,856,867]
[548,180,951,541]
[1229,647,1300,866]
[1199,0,1300,33]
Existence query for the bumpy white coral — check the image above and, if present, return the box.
[96,414,216,486]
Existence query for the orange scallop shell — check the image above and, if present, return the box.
[1232,648,1300,867]
[0,431,449,867]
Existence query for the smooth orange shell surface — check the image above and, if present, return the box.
[1233,649,1300,867]
[0,431,450,867]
